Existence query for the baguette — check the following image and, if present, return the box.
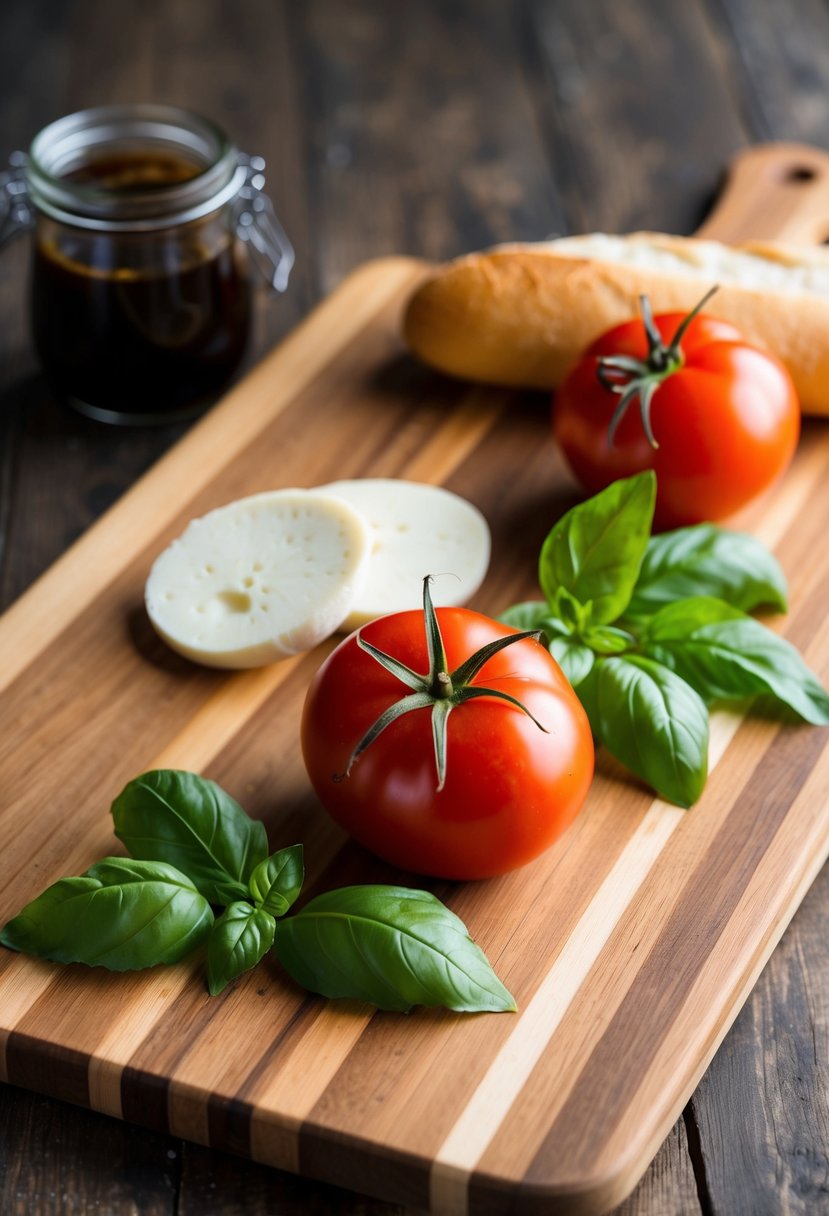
[402,232,829,415]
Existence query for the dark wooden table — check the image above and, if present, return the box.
[1,2,828,1213]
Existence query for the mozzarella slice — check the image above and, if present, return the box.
[145,490,370,668]
[317,479,490,629]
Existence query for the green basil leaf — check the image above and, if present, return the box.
[539,472,655,625]
[499,601,551,631]
[641,597,829,724]
[580,656,709,807]
[581,625,635,655]
[627,524,788,619]
[552,586,592,631]
[549,636,595,687]
[248,845,304,917]
[112,770,268,905]
[0,857,213,970]
[206,901,276,995]
[275,885,516,1013]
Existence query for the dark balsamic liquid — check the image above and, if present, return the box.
[63,151,204,192]
[32,152,251,421]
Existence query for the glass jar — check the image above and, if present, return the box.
[0,104,293,424]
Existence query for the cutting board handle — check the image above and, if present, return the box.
[695,142,829,245]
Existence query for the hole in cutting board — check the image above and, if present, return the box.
[785,165,819,182]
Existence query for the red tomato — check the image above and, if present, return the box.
[301,606,594,880]
[552,304,800,531]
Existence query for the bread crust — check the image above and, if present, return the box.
[402,234,829,414]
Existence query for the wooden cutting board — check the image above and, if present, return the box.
[3,143,829,1216]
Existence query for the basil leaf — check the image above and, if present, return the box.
[539,472,655,625]
[248,845,304,917]
[499,601,551,631]
[207,902,276,995]
[552,586,592,631]
[275,885,516,1013]
[627,524,788,619]
[581,625,634,655]
[500,602,574,652]
[112,770,268,905]
[549,636,595,687]
[641,597,829,724]
[580,656,709,807]
[0,857,213,970]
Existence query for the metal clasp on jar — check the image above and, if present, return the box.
[232,154,294,293]
[0,152,35,250]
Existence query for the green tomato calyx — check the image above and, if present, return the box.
[339,576,548,792]
[596,285,720,450]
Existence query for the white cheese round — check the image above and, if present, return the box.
[145,490,371,668]
[317,479,491,630]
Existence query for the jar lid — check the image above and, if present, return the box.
[26,103,248,231]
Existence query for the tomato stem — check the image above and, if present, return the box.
[342,576,547,790]
[596,285,720,450]
[433,670,454,698]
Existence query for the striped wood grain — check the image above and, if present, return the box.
[1,258,829,1216]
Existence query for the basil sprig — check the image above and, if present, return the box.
[1,772,514,1014]
[502,472,829,807]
